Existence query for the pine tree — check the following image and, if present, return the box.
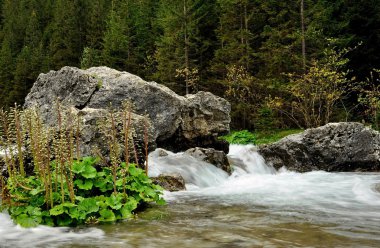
[80,0,108,68]
[11,1,47,106]
[101,0,136,72]
[211,0,256,78]
[155,0,215,94]
[0,39,14,107]
[130,0,159,78]
[48,0,84,69]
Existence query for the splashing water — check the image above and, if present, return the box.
[228,144,276,175]
[148,149,229,188]
[152,144,380,244]
[0,213,104,247]
[1,144,380,247]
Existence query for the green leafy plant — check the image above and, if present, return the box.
[220,130,256,145]
[2,158,164,227]
[220,129,304,145]
[0,105,165,228]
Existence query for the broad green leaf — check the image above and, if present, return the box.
[72,161,85,174]
[94,179,113,192]
[120,205,133,219]
[61,202,77,208]
[52,192,61,202]
[74,179,93,190]
[144,187,158,198]
[123,198,138,213]
[82,157,98,166]
[26,206,42,217]
[116,179,123,187]
[68,207,80,219]
[50,205,64,216]
[75,195,85,201]
[97,171,106,177]
[81,164,97,179]
[128,165,140,177]
[99,209,116,222]
[9,206,26,216]
[78,198,99,214]
[106,194,123,210]
[16,214,42,228]
[94,178,107,188]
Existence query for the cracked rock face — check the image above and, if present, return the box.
[258,122,380,172]
[24,66,231,155]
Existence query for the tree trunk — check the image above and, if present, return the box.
[300,0,306,70]
[244,2,249,70]
[184,0,189,95]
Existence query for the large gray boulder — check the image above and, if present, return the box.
[24,66,230,155]
[259,122,380,172]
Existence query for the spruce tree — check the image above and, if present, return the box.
[102,0,136,72]
[48,0,84,69]
[211,0,256,78]
[155,0,215,94]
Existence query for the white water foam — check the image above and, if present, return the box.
[156,144,380,239]
[228,144,276,175]
[0,212,104,247]
[1,144,380,245]
[148,149,229,188]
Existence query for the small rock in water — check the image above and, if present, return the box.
[185,147,232,174]
[156,148,169,157]
[151,173,186,192]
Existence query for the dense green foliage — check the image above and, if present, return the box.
[253,129,304,145]
[221,129,303,145]
[0,0,379,129]
[0,105,164,228]
[220,130,256,145]
[2,158,164,227]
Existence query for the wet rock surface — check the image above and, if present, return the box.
[259,123,380,172]
[185,147,231,174]
[151,173,186,191]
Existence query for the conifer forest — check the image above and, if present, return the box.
[0,0,379,130]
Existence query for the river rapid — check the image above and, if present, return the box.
[1,144,380,248]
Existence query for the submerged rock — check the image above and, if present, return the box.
[151,173,186,192]
[259,122,380,172]
[24,66,231,156]
[185,147,231,174]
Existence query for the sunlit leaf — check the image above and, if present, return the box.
[75,179,93,190]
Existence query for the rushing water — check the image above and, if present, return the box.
[1,144,380,247]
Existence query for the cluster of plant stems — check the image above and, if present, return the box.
[0,102,162,227]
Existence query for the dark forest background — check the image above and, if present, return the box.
[0,0,379,130]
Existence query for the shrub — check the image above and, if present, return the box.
[220,130,256,145]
